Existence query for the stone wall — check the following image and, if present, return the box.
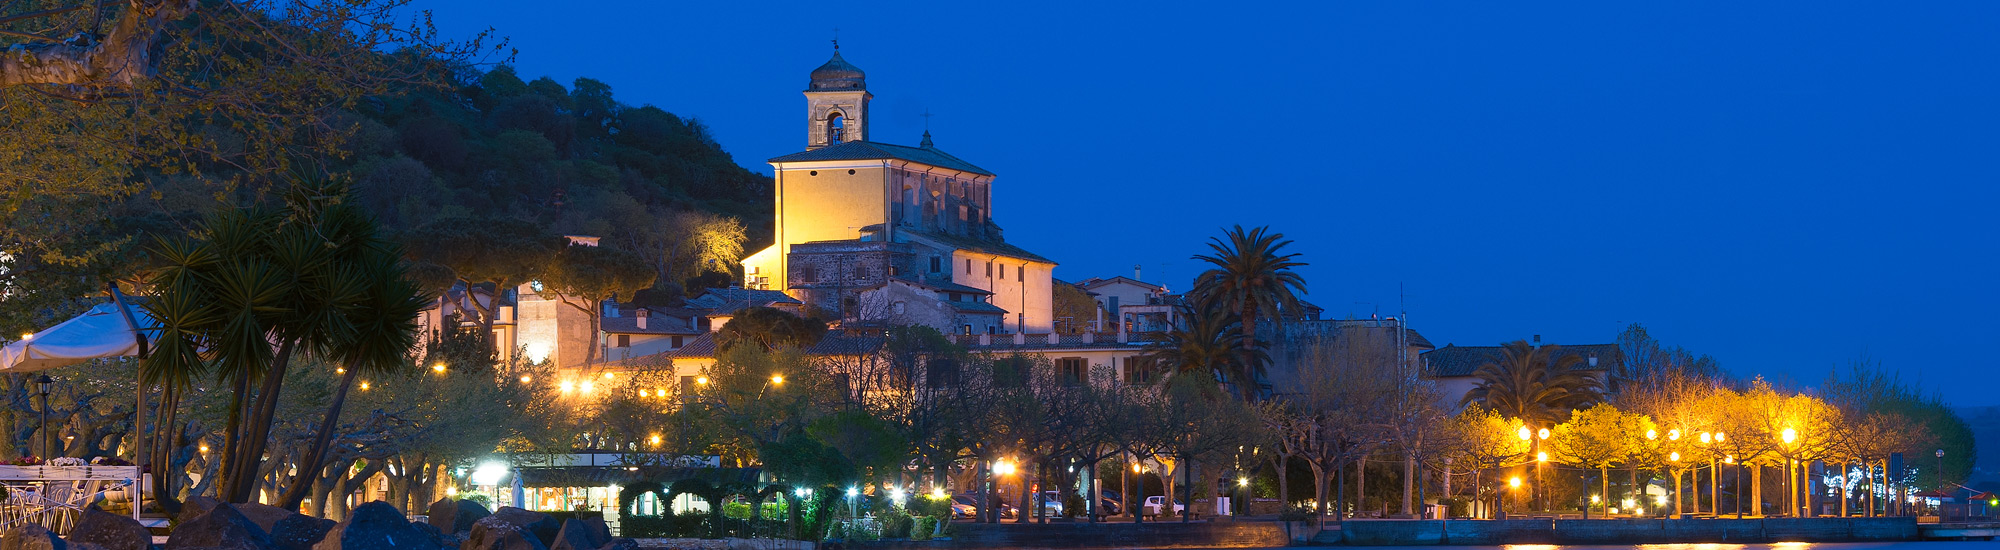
[1339,517,1921,546]
[856,521,1287,550]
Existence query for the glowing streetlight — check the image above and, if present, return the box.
[1237,477,1250,487]
[1509,477,1523,489]
[18,333,31,341]
[1590,495,1601,503]
[1668,429,1681,441]
[603,371,615,379]
[359,381,371,391]
[846,486,860,497]
[1536,452,1548,463]
[1646,429,1658,440]
[1716,432,1727,442]
[770,374,785,386]
[1537,428,1550,440]
[696,376,709,385]
[581,381,595,394]
[993,460,1017,476]
[335,367,346,374]
[432,362,447,373]
[519,375,533,383]
[560,380,575,393]
[1132,463,1143,473]
[1670,451,1681,462]
[1699,432,1712,444]
[649,434,662,446]
[1517,426,1532,441]
[1781,427,1797,444]
[931,487,948,500]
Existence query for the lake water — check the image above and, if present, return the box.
[1258,544,2000,550]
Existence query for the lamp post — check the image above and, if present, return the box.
[35,374,52,458]
[1936,448,1946,510]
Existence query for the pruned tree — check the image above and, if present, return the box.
[537,242,656,365]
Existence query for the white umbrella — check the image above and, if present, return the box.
[0,302,156,372]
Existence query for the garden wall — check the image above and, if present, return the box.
[855,521,1288,550]
[1340,517,1920,546]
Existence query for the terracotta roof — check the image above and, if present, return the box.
[668,333,720,358]
[805,334,887,356]
[769,140,993,176]
[599,314,701,335]
[1421,343,1621,378]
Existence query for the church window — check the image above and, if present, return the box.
[929,257,941,273]
[985,262,991,278]
[827,112,846,143]
[965,259,972,273]
[801,265,816,282]
[1058,357,1086,386]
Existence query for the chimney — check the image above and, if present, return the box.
[1533,334,1541,345]
[1133,264,1142,281]
[636,308,648,330]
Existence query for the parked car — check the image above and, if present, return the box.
[1143,495,1185,517]
[947,495,977,518]
[1097,497,1123,516]
[1037,490,1065,516]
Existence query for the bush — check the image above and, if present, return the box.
[910,516,937,541]
[878,510,913,539]
[825,521,845,541]
[620,510,709,538]
[1277,504,1316,523]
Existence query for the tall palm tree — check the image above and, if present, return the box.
[1143,307,1268,395]
[1190,225,1306,399]
[1460,340,1605,427]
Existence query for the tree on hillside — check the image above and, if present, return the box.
[0,0,495,332]
[1142,307,1261,391]
[1462,340,1605,429]
[537,242,655,365]
[715,307,827,352]
[404,216,561,338]
[1189,225,1306,400]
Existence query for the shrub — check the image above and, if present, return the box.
[1277,504,1316,522]
[879,510,913,539]
[910,516,937,541]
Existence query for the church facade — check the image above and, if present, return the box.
[742,49,1056,334]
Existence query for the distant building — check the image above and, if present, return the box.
[739,48,1056,335]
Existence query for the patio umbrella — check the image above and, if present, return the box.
[0,301,156,372]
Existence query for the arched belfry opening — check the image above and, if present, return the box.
[805,49,869,149]
[827,112,846,144]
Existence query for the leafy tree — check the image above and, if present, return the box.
[537,242,656,365]
[1189,224,1307,399]
[1051,283,1100,334]
[1439,405,1531,518]
[1461,340,1605,428]
[403,217,561,338]
[715,307,827,352]
[1142,307,1261,391]
[1549,404,1653,514]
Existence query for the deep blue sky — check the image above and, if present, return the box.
[412,1,2000,406]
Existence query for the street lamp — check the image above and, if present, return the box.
[1937,449,1946,492]
[35,374,52,458]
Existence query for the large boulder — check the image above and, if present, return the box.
[235,503,333,550]
[1,523,65,550]
[458,516,544,550]
[176,496,223,524]
[311,502,439,550]
[543,520,606,550]
[484,509,557,548]
[164,503,274,550]
[67,508,152,550]
[594,540,636,550]
[577,520,609,547]
[426,499,490,535]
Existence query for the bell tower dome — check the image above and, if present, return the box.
[805,45,871,150]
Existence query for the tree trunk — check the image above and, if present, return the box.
[1752,464,1762,517]
[1601,466,1609,516]
[228,340,296,503]
[1274,455,1289,509]
[1354,456,1366,518]
[1402,452,1415,516]
[279,366,360,509]
[0,0,200,89]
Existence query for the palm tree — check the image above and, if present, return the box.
[1460,340,1605,427]
[1190,225,1306,399]
[1143,307,1267,394]
[143,175,427,503]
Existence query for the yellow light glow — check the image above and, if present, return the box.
[1670,451,1681,462]
[359,381,371,391]
[1717,432,1727,442]
[1622,498,1636,508]
[1646,429,1658,440]
[1655,495,1667,505]
[1537,428,1550,440]
[1237,477,1249,487]
[520,375,533,383]
[603,372,615,379]
[696,376,709,385]
[446,486,458,496]
[581,381,595,393]
[432,362,446,373]
[1537,452,1548,462]
[993,460,1017,476]
[1517,426,1531,441]
[560,380,575,393]
[1132,463,1143,473]
[1509,477,1522,489]
[1700,432,1712,444]
[199,444,209,453]
[771,374,785,386]
[1607,507,1619,514]
[335,367,345,374]
[653,387,665,398]
[1590,495,1600,503]
[1782,427,1797,444]
[1725,455,1736,464]
[649,434,662,446]
[1669,429,1681,441]
[931,487,948,500]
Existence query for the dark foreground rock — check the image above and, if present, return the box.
[485,509,557,548]
[234,503,333,550]
[459,516,545,550]
[427,500,491,535]
[310,502,441,550]
[164,503,274,550]
[67,508,152,550]
[2,524,66,550]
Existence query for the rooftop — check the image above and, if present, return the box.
[769,140,993,177]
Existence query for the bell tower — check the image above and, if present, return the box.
[805,44,870,150]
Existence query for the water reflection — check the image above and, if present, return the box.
[1474,544,1991,550]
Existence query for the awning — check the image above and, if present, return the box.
[0,302,156,372]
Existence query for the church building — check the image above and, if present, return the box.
[740,48,1057,334]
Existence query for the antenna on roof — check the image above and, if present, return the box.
[832,28,839,51]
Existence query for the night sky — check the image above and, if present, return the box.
[411,1,2000,406]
